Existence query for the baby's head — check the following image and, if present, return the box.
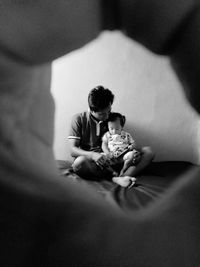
[107,112,126,135]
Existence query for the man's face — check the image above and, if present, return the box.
[91,103,111,121]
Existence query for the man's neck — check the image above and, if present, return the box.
[89,112,102,123]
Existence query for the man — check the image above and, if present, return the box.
[68,85,154,182]
[68,85,114,179]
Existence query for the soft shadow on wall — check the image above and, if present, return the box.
[51,30,200,164]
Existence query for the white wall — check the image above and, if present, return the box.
[51,31,200,164]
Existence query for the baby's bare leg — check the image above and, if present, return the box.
[120,151,135,176]
[123,147,154,177]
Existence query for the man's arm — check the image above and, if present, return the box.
[68,138,108,168]
[68,138,93,159]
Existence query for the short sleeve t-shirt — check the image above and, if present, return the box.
[68,111,108,152]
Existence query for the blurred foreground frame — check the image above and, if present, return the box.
[0,1,200,266]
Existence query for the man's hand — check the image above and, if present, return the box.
[91,152,108,169]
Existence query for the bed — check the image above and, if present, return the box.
[57,160,194,211]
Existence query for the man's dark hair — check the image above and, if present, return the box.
[108,112,126,127]
[88,85,114,112]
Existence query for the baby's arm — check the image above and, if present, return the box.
[126,133,141,163]
[101,134,118,175]
[127,133,137,150]
[102,134,110,155]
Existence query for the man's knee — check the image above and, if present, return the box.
[72,156,112,180]
[141,146,155,162]
[72,156,89,174]
[72,156,101,179]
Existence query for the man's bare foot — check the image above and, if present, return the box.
[112,176,136,188]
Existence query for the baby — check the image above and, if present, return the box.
[102,112,141,187]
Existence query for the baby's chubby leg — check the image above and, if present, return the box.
[123,146,154,177]
[120,151,136,176]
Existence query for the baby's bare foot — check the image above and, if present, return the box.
[112,176,136,188]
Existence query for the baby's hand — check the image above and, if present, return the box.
[128,144,135,151]
[133,150,141,164]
